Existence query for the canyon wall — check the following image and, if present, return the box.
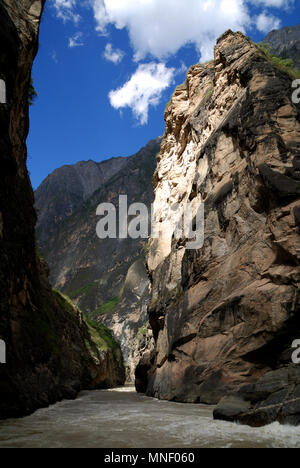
[137,31,300,426]
[0,0,125,420]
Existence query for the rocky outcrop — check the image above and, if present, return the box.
[214,366,300,427]
[138,30,300,426]
[101,258,151,382]
[135,331,155,394]
[0,0,125,420]
[262,23,300,69]
[36,139,161,380]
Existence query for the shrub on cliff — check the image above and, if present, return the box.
[258,43,300,78]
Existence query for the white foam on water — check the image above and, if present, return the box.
[0,388,298,448]
[106,386,136,393]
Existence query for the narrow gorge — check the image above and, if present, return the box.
[0,0,300,445]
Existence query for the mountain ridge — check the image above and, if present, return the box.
[262,23,300,69]
[36,155,128,242]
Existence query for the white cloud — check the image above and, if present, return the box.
[68,32,85,48]
[53,1,294,61]
[103,43,125,64]
[51,0,295,124]
[52,0,80,23]
[53,0,295,58]
[109,63,175,125]
[92,0,251,62]
[256,12,281,32]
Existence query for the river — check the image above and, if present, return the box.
[0,387,298,448]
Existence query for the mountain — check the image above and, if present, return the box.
[262,23,300,69]
[35,138,161,380]
[0,0,124,420]
[36,157,128,243]
[136,31,300,427]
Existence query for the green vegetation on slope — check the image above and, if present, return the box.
[137,320,149,338]
[205,87,214,102]
[53,289,120,356]
[68,282,97,300]
[85,318,119,355]
[53,289,78,316]
[93,297,120,317]
[258,43,300,79]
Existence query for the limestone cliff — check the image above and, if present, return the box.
[137,31,300,426]
[0,0,125,420]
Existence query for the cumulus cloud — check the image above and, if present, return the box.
[109,63,175,125]
[92,0,251,61]
[52,0,80,23]
[68,32,85,48]
[103,43,125,64]
[256,12,281,32]
[53,0,293,57]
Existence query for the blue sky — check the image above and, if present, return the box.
[28,0,300,189]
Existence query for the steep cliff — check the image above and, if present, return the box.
[36,139,161,381]
[0,0,125,420]
[262,23,300,70]
[137,31,300,426]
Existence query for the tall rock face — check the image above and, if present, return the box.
[139,31,300,426]
[36,139,161,381]
[0,0,125,420]
[262,24,300,69]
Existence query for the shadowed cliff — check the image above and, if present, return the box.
[0,0,125,420]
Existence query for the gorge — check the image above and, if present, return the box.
[0,0,300,448]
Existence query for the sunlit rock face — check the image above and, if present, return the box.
[138,30,300,426]
[0,0,125,420]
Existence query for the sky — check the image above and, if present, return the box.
[27,0,300,189]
